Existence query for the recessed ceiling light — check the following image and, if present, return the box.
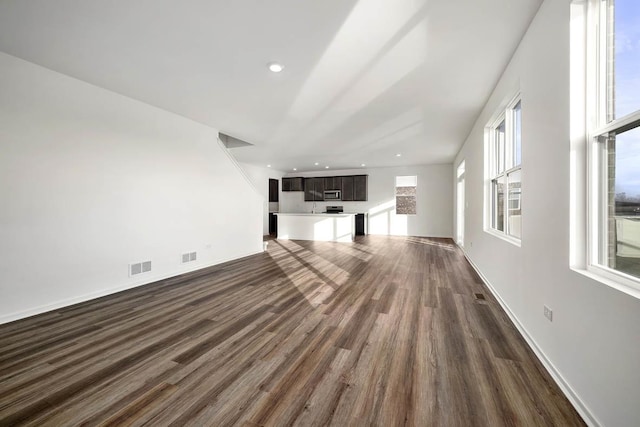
[293,168,297,171]
[325,166,329,169]
[267,164,271,168]
[361,163,366,167]
[396,153,402,157]
[268,62,284,73]
[314,162,319,166]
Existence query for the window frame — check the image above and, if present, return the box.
[585,0,640,293]
[456,161,466,246]
[485,93,522,245]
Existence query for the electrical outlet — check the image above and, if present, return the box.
[544,305,553,322]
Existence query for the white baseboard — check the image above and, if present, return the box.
[460,248,601,427]
[0,249,263,325]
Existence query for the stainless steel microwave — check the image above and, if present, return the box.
[324,190,341,200]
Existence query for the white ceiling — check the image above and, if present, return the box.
[0,0,542,172]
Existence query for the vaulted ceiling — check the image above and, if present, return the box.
[0,0,542,172]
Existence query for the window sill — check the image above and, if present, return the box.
[571,266,640,300]
[484,228,521,247]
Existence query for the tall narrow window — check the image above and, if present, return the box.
[589,0,640,286]
[487,96,522,240]
[395,176,417,215]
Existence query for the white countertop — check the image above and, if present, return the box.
[275,212,356,217]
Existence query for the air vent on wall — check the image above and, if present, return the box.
[129,260,152,277]
[182,251,197,264]
[142,261,152,273]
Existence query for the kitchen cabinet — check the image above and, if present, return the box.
[292,177,304,191]
[324,177,341,191]
[313,177,325,200]
[304,177,325,201]
[303,174,366,201]
[268,179,279,202]
[355,213,366,235]
[282,177,304,192]
[269,213,277,236]
[276,213,355,242]
[354,175,367,201]
[341,176,354,201]
[303,178,313,201]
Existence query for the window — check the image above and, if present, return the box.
[457,161,466,245]
[588,0,640,285]
[395,176,417,215]
[487,96,522,241]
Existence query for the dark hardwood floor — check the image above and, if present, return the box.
[0,236,585,426]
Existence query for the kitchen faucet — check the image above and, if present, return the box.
[312,202,316,214]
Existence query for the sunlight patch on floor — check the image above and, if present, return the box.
[267,240,357,305]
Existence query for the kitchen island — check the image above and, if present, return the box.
[275,213,356,242]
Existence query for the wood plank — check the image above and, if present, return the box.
[0,236,585,426]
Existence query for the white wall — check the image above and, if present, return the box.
[454,1,640,426]
[280,165,453,238]
[0,52,263,324]
[238,163,286,235]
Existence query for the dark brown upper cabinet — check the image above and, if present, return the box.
[341,176,354,201]
[353,175,367,201]
[282,178,291,192]
[268,178,279,202]
[282,177,304,192]
[291,177,304,191]
[313,177,325,200]
[304,177,325,201]
[303,174,366,201]
[303,178,314,201]
[324,176,341,191]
